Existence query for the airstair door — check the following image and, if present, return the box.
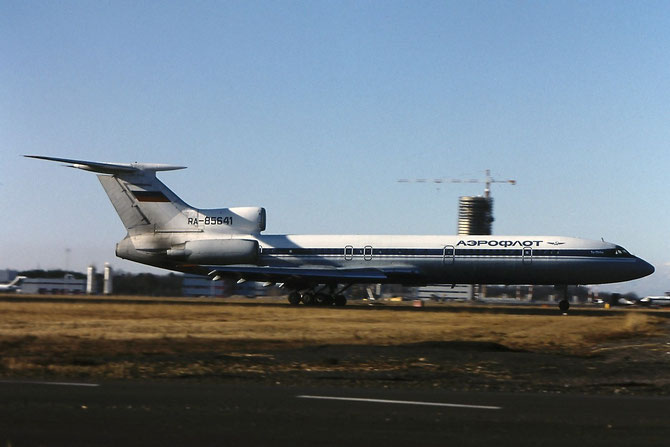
[443,245,455,264]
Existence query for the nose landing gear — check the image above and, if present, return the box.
[556,285,570,314]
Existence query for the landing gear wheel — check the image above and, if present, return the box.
[559,299,570,313]
[288,292,301,306]
[302,292,315,306]
[314,293,330,306]
[334,294,347,306]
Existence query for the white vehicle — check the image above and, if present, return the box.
[0,276,26,292]
[27,155,654,312]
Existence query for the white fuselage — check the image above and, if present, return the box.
[119,232,653,286]
[252,234,651,285]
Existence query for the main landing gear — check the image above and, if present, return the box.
[556,285,570,313]
[287,285,350,307]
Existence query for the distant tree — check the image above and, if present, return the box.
[112,272,183,296]
[623,292,639,301]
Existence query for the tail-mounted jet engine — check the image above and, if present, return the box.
[167,239,259,265]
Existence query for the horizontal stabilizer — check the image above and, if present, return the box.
[25,155,186,175]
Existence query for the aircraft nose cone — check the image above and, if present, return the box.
[637,258,655,278]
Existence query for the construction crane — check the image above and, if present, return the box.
[398,169,516,301]
[398,169,516,198]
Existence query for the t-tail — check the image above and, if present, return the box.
[25,155,266,270]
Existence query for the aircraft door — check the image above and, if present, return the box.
[364,245,373,261]
[522,247,532,264]
[443,245,455,264]
[344,245,354,261]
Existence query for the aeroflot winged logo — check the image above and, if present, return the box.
[547,241,566,246]
[457,240,543,247]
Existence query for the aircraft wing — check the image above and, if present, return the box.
[206,265,420,284]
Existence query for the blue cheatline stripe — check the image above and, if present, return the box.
[261,247,624,258]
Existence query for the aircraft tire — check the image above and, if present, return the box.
[334,294,347,306]
[302,293,315,306]
[558,299,570,313]
[288,292,301,306]
[314,293,330,306]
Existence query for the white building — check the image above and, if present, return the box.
[19,274,86,294]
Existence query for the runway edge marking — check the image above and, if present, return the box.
[0,380,100,387]
[297,395,502,410]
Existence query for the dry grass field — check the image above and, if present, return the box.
[1,295,669,394]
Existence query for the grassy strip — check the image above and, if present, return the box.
[0,299,665,381]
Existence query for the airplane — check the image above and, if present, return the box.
[637,295,670,306]
[0,276,26,292]
[25,155,655,312]
[597,293,636,306]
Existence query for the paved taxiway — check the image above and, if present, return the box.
[2,380,669,446]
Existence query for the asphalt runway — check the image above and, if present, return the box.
[2,380,670,446]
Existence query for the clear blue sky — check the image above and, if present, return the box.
[2,1,669,295]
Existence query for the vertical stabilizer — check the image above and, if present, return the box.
[98,170,193,233]
[98,175,150,229]
[25,155,193,233]
[25,155,266,236]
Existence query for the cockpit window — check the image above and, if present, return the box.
[614,246,631,256]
